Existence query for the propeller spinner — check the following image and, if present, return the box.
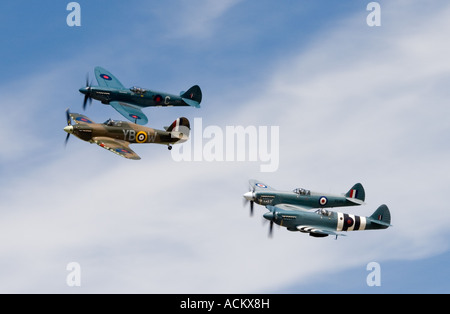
[243,189,255,216]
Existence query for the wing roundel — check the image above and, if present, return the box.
[94,66,126,90]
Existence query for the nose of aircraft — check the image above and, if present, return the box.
[243,191,254,201]
[64,125,74,134]
[79,87,87,94]
[263,212,274,221]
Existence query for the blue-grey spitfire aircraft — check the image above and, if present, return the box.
[243,180,391,239]
[63,109,190,159]
[79,66,202,125]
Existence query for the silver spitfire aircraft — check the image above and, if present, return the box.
[243,180,391,239]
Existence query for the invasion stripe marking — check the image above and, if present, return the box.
[360,216,367,230]
[354,215,361,231]
[337,213,367,231]
[337,212,343,231]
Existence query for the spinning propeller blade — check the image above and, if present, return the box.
[82,74,93,110]
[64,108,72,146]
[263,211,276,238]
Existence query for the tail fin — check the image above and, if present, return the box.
[167,117,190,143]
[180,85,202,108]
[369,204,391,228]
[345,183,365,203]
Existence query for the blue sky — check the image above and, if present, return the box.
[0,0,450,294]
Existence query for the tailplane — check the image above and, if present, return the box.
[180,85,202,108]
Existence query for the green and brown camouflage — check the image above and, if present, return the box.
[64,110,189,160]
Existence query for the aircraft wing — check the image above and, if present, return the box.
[69,113,95,124]
[249,179,277,191]
[110,101,149,125]
[94,66,126,90]
[296,225,346,238]
[270,203,314,212]
[92,137,141,160]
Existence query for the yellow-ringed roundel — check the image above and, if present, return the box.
[136,131,148,143]
[319,196,328,206]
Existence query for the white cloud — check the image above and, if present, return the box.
[148,0,243,39]
[1,0,450,293]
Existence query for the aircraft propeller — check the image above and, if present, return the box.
[82,74,93,110]
[263,211,276,238]
[64,108,73,146]
[243,186,255,216]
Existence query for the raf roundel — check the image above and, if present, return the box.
[116,148,131,154]
[75,116,93,124]
[100,74,112,81]
[129,114,141,120]
[346,217,354,227]
[154,95,163,103]
[319,196,328,206]
[136,131,148,143]
[255,183,268,188]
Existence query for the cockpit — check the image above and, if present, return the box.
[130,86,147,95]
[103,119,122,127]
[293,188,311,196]
[316,208,332,217]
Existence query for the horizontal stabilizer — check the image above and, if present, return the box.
[346,197,365,205]
[369,219,391,227]
[182,97,201,108]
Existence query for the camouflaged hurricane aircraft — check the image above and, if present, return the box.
[243,179,391,239]
[63,109,189,159]
[79,66,202,125]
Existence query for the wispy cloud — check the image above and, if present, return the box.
[1,0,450,294]
[150,0,243,39]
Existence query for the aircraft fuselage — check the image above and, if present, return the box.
[80,87,189,108]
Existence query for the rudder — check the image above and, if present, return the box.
[181,85,202,108]
[166,117,190,133]
[369,204,391,228]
